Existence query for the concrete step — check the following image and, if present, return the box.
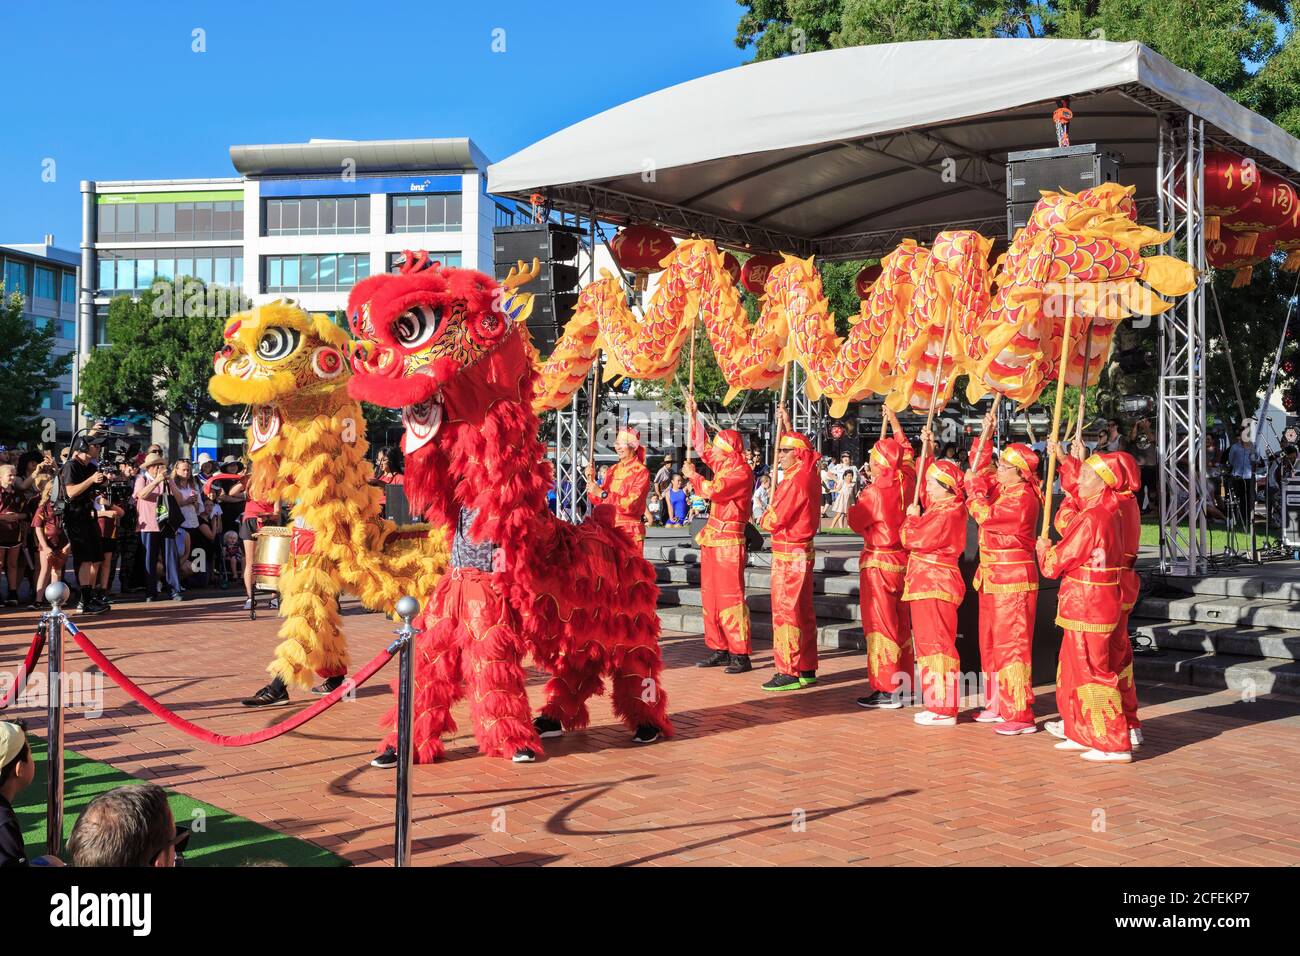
[656,582,861,623]
[1132,593,1300,631]
[1132,647,1300,699]
[1155,563,1300,602]
[646,542,862,575]
[654,561,862,599]
[1130,619,1300,663]
[656,606,865,652]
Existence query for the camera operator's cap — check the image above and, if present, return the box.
[0,720,26,767]
[142,452,167,469]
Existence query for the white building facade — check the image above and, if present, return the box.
[80,138,506,456]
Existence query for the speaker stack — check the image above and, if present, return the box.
[1006,144,1121,238]
[494,224,583,357]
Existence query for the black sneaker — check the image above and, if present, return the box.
[241,679,289,707]
[762,673,804,692]
[799,670,818,687]
[534,716,563,739]
[370,746,398,769]
[512,748,537,763]
[696,648,731,668]
[632,725,660,744]
[724,654,752,674]
[311,675,347,696]
[857,691,904,709]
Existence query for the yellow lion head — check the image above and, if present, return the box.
[210,301,352,406]
[209,300,354,454]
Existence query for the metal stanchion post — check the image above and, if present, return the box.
[390,595,419,867]
[45,581,70,857]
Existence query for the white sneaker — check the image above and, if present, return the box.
[1044,719,1066,739]
[1081,749,1133,763]
[913,710,957,726]
[1130,728,1144,750]
[1054,739,1088,751]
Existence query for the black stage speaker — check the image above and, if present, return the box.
[494,223,584,356]
[1006,144,1122,237]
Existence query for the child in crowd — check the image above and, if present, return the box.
[223,530,243,582]
[1,720,62,866]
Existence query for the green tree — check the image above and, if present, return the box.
[0,283,73,443]
[77,279,229,450]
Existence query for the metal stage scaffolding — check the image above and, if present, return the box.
[1155,113,1209,575]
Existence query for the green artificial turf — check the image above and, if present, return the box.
[13,740,347,867]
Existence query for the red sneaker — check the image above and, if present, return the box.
[973,707,1002,723]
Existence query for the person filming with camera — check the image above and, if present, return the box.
[59,434,111,615]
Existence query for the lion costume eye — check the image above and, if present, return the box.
[393,306,441,349]
[256,327,301,361]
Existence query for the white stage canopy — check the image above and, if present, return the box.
[488,39,1300,260]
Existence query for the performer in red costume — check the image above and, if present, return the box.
[683,396,755,674]
[902,435,967,726]
[965,426,1042,736]
[1111,452,1144,748]
[849,436,913,708]
[757,407,822,691]
[587,427,651,547]
[1036,451,1133,763]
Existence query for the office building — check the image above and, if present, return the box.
[1,238,78,439]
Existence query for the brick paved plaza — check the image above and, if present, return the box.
[3,593,1298,867]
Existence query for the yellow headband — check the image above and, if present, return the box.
[779,434,809,451]
[714,435,734,454]
[927,463,958,491]
[1001,447,1028,473]
[1086,453,1118,488]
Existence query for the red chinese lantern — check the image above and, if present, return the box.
[721,252,742,287]
[609,224,675,290]
[1222,172,1298,256]
[1207,234,1270,288]
[1195,150,1260,241]
[855,263,883,298]
[1264,180,1300,272]
[740,253,784,296]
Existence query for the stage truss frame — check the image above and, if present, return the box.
[1155,113,1209,575]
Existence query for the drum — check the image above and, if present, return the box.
[251,525,292,592]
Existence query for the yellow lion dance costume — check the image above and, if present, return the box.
[209,301,448,694]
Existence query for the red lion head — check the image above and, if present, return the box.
[347,252,529,457]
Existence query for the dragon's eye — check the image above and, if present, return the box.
[256,327,300,361]
[393,306,441,349]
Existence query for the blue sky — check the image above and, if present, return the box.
[0,0,749,249]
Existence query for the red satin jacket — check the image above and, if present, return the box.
[689,422,754,547]
[901,498,967,604]
[591,457,650,536]
[848,473,907,573]
[1039,489,1124,633]
[759,459,821,548]
[967,479,1041,593]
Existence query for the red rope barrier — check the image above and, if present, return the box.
[0,626,46,710]
[64,619,395,747]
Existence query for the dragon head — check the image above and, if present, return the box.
[209,300,352,454]
[346,251,539,457]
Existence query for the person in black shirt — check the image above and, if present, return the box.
[60,434,108,614]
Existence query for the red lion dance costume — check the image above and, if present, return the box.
[901,459,966,725]
[686,418,754,672]
[965,442,1041,735]
[758,431,822,691]
[848,437,913,707]
[1037,452,1133,763]
[346,255,673,764]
